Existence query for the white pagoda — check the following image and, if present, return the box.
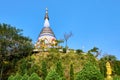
[35,8,56,50]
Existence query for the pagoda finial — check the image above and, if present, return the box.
[46,8,48,13]
[44,8,49,20]
[44,8,50,27]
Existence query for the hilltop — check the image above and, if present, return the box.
[15,51,98,79]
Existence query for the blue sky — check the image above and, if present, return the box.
[0,0,120,59]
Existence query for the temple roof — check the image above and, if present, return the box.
[40,27,55,37]
[39,8,56,37]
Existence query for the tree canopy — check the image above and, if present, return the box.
[0,23,33,80]
[75,61,104,80]
[0,23,33,61]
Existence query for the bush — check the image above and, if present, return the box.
[75,62,104,80]
[114,61,120,75]
[41,60,48,80]
[70,64,74,80]
[8,73,41,80]
[76,49,83,54]
[13,73,22,80]
[21,74,29,80]
[8,75,14,80]
[55,60,66,80]
[45,69,62,80]
[28,73,41,80]
[113,75,120,80]
[99,61,107,77]
[63,48,66,53]
[56,61,64,77]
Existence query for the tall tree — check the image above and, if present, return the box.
[113,61,120,75]
[70,64,74,80]
[64,32,72,53]
[29,73,41,80]
[0,23,33,80]
[0,23,33,60]
[41,60,48,80]
[55,61,64,79]
[45,69,62,80]
[12,73,22,80]
[21,74,29,80]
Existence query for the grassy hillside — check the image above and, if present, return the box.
[15,51,98,79]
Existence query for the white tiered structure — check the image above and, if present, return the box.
[34,8,56,50]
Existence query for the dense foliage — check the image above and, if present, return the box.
[5,47,120,80]
[28,73,41,80]
[45,70,62,80]
[0,23,33,80]
[12,51,98,80]
[113,75,120,80]
[99,54,120,77]
[8,73,41,80]
[0,23,33,60]
[70,64,74,80]
[21,74,29,80]
[41,60,48,80]
[75,61,104,80]
[55,60,64,78]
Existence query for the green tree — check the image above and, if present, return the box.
[70,64,74,80]
[41,60,48,80]
[76,49,83,54]
[18,58,28,75]
[113,75,120,80]
[86,53,98,66]
[100,54,117,62]
[88,47,100,57]
[45,70,62,80]
[75,61,104,80]
[28,64,39,76]
[17,56,39,76]
[13,73,22,80]
[63,48,66,53]
[8,75,14,80]
[99,54,118,76]
[8,73,41,80]
[0,23,33,80]
[21,74,29,80]
[99,60,107,77]
[28,73,41,80]
[0,23,33,60]
[114,61,120,75]
[55,61,64,78]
